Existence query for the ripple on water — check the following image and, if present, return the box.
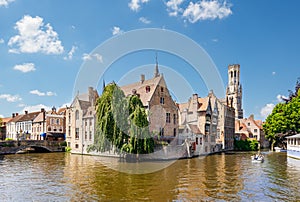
[1,152,300,201]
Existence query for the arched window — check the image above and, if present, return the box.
[230,71,233,78]
[75,110,79,120]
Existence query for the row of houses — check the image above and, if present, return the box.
[0,63,268,155]
[1,107,66,141]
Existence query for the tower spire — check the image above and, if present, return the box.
[154,52,159,78]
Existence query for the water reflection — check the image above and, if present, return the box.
[1,152,300,201]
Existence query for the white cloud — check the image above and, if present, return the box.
[59,102,71,108]
[0,38,4,44]
[212,38,218,42]
[30,90,56,97]
[272,71,276,76]
[82,53,92,61]
[82,53,103,63]
[93,53,103,63]
[276,94,288,102]
[139,17,151,24]
[260,103,275,120]
[0,94,22,102]
[13,63,36,73]
[8,15,64,54]
[112,26,123,36]
[183,0,232,23]
[64,45,77,60]
[128,0,149,11]
[0,114,4,118]
[166,0,184,16]
[18,103,26,107]
[0,0,14,7]
[20,104,51,113]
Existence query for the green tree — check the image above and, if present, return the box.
[88,83,154,154]
[88,83,128,152]
[263,84,300,150]
[126,95,154,154]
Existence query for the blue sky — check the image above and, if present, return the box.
[0,0,299,121]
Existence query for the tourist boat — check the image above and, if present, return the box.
[286,134,300,159]
[251,154,264,162]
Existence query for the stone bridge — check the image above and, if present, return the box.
[0,140,65,154]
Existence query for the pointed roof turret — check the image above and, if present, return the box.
[154,52,160,78]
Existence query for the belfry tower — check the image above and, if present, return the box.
[226,64,243,119]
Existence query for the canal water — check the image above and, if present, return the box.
[1,152,300,201]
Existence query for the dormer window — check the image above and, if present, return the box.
[161,87,164,92]
[146,86,150,93]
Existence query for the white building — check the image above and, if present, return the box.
[6,111,40,140]
[66,87,98,154]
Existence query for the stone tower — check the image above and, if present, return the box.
[226,64,243,119]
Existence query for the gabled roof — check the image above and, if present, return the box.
[1,117,12,123]
[17,111,40,122]
[188,124,202,134]
[7,114,24,123]
[57,107,66,115]
[33,112,44,123]
[197,97,210,112]
[120,75,164,106]
[78,100,91,111]
[177,102,189,112]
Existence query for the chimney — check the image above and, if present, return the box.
[88,87,94,105]
[12,113,15,118]
[25,111,28,115]
[16,113,19,116]
[140,74,145,83]
[41,108,45,112]
[192,93,198,101]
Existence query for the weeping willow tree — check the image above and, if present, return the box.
[87,83,128,152]
[121,95,154,154]
[88,83,154,154]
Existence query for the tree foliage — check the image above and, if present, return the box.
[263,78,300,150]
[234,139,259,151]
[88,83,154,154]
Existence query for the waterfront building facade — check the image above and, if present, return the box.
[12,111,40,140]
[66,87,98,154]
[178,94,216,154]
[45,107,66,141]
[235,115,269,148]
[0,117,12,140]
[32,109,46,140]
[286,134,300,159]
[208,91,235,151]
[120,64,178,139]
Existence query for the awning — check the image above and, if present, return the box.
[40,133,46,138]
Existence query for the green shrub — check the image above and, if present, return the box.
[65,146,72,152]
